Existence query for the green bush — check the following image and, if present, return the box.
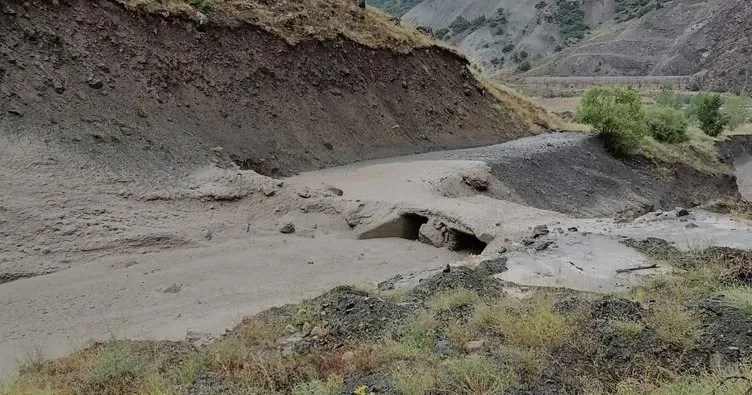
[691,92,730,137]
[656,82,684,110]
[644,106,688,143]
[517,61,531,72]
[576,87,646,155]
[725,94,749,130]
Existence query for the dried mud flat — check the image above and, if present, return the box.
[2,130,752,389]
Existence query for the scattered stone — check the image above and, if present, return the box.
[87,77,103,89]
[685,223,699,229]
[463,339,487,353]
[53,80,65,94]
[203,229,213,241]
[462,175,489,191]
[307,259,315,265]
[297,189,311,198]
[435,340,455,359]
[325,185,344,196]
[285,324,296,334]
[521,238,535,246]
[163,283,181,293]
[378,274,403,292]
[262,186,275,197]
[532,224,549,238]
[676,208,690,217]
[279,222,296,234]
[4,6,17,15]
[567,226,578,232]
[185,330,212,347]
[534,240,555,251]
[553,227,564,233]
[442,264,451,273]
[7,108,24,117]
[476,255,508,275]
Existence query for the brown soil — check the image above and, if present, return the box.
[0,0,549,180]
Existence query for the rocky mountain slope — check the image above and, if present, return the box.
[400,0,751,92]
[0,0,552,182]
[529,0,752,92]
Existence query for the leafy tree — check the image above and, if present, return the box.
[691,93,730,137]
[576,87,646,155]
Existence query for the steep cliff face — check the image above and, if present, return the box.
[0,0,551,180]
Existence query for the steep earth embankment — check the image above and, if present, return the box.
[0,0,550,182]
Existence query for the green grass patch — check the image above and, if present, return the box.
[723,288,752,316]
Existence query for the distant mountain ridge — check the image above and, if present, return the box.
[393,0,751,93]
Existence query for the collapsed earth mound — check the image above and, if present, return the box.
[0,0,551,180]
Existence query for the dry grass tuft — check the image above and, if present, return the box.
[470,296,580,349]
[1,341,199,395]
[473,73,562,132]
[722,288,752,316]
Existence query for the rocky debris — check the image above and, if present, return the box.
[534,240,555,251]
[262,186,276,196]
[686,223,699,229]
[532,224,549,238]
[462,175,489,191]
[7,108,24,117]
[418,218,460,250]
[297,188,312,198]
[521,238,535,246]
[279,222,295,234]
[185,330,212,347]
[676,208,691,217]
[324,184,344,196]
[314,287,408,343]
[87,77,103,89]
[410,266,504,301]
[568,226,578,232]
[442,264,451,273]
[163,283,181,293]
[435,339,455,359]
[378,274,402,292]
[476,255,508,275]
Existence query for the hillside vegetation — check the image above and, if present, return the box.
[3,245,752,394]
[368,0,422,17]
[119,0,434,51]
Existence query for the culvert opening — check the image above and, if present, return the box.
[356,213,428,240]
[401,213,430,240]
[356,213,487,254]
[450,229,488,255]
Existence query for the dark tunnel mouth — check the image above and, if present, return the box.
[399,214,488,254]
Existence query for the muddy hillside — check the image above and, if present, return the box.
[0,0,550,180]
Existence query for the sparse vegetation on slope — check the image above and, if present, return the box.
[368,0,421,17]
[5,245,752,394]
[117,0,435,51]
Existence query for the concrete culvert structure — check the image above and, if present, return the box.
[358,213,487,254]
